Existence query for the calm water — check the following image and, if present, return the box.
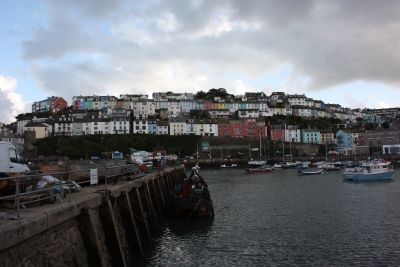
[134,167,400,266]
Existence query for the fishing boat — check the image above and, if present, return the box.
[298,169,324,175]
[245,165,274,174]
[342,159,394,181]
[169,163,214,217]
[221,163,238,168]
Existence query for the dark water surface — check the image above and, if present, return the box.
[134,167,400,266]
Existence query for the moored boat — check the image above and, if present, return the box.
[248,158,267,166]
[342,159,394,181]
[297,162,309,170]
[245,165,274,174]
[318,163,340,171]
[298,169,324,175]
[169,163,214,217]
[281,161,297,169]
[221,163,238,168]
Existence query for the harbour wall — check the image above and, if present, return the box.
[0,166,186,267]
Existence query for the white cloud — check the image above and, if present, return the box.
[7,0,400,109]
[377,102,391,109]
[0,75,29,124]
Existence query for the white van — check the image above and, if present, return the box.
[0,141,30,174]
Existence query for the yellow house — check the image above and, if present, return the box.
[217,102,226,109]
[25,122,51,139]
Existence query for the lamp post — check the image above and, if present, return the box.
[101,137,104,146]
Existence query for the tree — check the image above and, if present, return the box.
[381,122,389,129]
[195,91,207,100]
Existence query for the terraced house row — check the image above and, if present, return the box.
[12,91,399,154]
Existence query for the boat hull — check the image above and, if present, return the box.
[342,171,394,181]
[282,164,297,169]
[245,168,274,174]
[169,195,214,217]
[298,170,324,175]
[221,164,238,169]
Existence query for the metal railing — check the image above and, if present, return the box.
[0,163,144,220]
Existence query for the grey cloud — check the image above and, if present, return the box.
[22,0,400,101]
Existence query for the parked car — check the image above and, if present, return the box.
[224,155,232,159]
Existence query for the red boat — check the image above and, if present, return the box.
[245,165,274,174]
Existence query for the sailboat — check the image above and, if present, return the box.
[281,139,296,169]
[248,138,267,166]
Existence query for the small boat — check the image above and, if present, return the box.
[221,163,238,168]
[298,169,324,175]
[273,162,282,168]
[281,161,297,169]
[245,165,274,174]
[342,159,394,181]
[248,158,267,166]
[297,162,308,170]
[318,163,340,171]
[169,163,214,217]
[325,165,340,171]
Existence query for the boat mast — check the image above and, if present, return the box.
[259,135,262,158]
[325,142,328,162]
[249,143,251,159]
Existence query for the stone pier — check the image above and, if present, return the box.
[0,166,186,267]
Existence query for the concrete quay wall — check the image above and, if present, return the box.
[0,166,186,267]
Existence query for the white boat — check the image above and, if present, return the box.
[129,148,151,162]
[221,163,238,168]
[248,158,267,166]
[281,161,297,169]
[274,163,282,168]
[342,159,394,181]
[318,163,340,171]
[298,169,324,175]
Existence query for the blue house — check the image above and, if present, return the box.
[301,127,321,144]
[147,119,158,134]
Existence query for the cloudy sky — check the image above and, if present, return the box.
[1,0,400,123]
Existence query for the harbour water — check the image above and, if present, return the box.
[134,167,400,266]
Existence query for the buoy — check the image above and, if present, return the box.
[138,164,147,172]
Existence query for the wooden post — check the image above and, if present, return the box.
[121,191,144,256]
[99,199,127,267]
[144,183,158,228]
[156,177,167,208]
[150,180,164,223]
[135,187,151,240]
[77,208,107,267]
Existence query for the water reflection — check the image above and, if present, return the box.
[133,167,400,266]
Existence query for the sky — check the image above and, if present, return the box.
[1,0,400,124]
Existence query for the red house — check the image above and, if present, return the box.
[50,97,68,114]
